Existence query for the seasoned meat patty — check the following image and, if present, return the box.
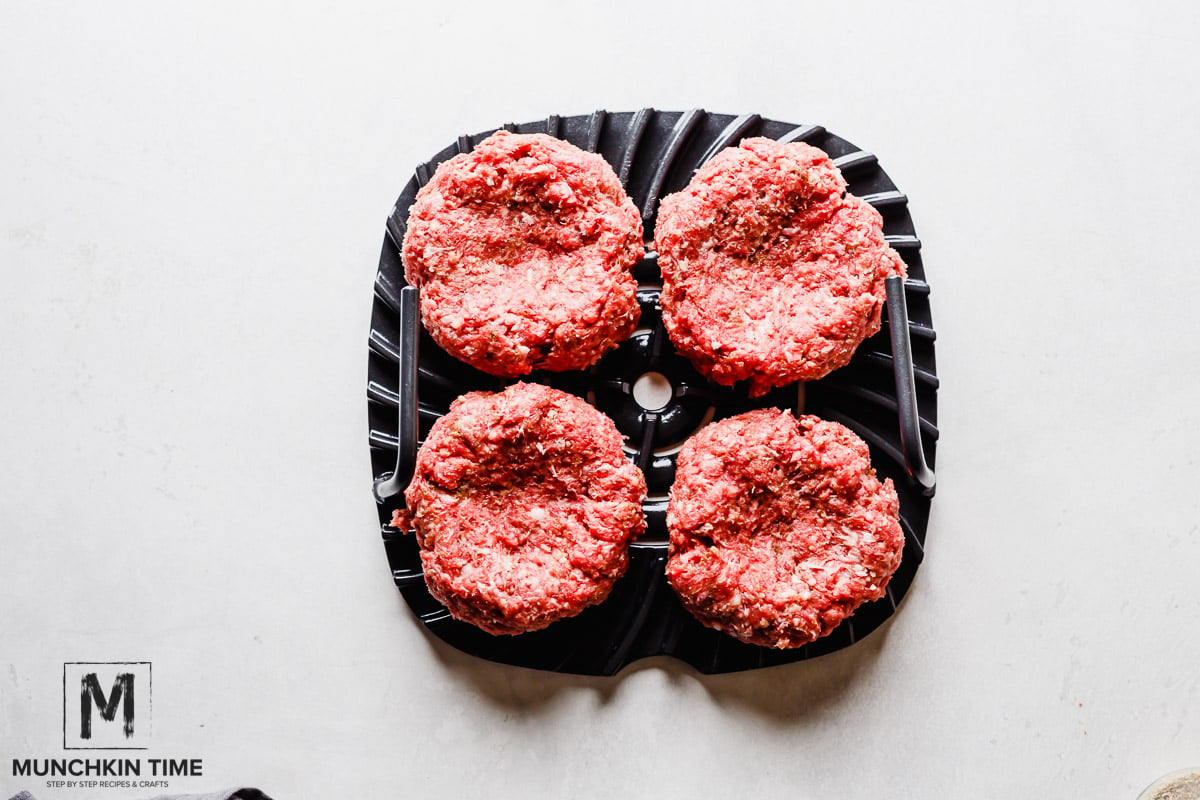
[655,137,906,396]
[391,382,647,635]
[402,131,643,376]
[666,409,903,648]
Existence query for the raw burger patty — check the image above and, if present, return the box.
[654,137,906,397]
[666,409,903,649]
[391,382,647,635]
[402,131,644,376]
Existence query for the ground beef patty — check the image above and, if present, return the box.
[666,409,903,648]
[655,137,906,397]
[390,382,647,635]
[402,131,644,376]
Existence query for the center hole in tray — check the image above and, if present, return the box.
[632,371,673,411]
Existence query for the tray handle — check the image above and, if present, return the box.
[885,275,936,496]
[373,285,420,503]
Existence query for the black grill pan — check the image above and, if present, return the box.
[367,110,937,675]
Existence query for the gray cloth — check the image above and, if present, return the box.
[146,791,271,800]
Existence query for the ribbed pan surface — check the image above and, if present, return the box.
[368,110,937,675]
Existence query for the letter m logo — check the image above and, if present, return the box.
[81,672,134,738]
[64,662,151,749]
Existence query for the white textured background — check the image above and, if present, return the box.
[3,1,1199,798]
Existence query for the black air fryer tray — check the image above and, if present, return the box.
[367,110,937,675]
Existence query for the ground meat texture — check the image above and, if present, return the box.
[665,409,903,649]
[390,383,647,635]
[654,137,906,397]
[402,132,644,376]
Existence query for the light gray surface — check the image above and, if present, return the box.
[2,1,1199,798]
